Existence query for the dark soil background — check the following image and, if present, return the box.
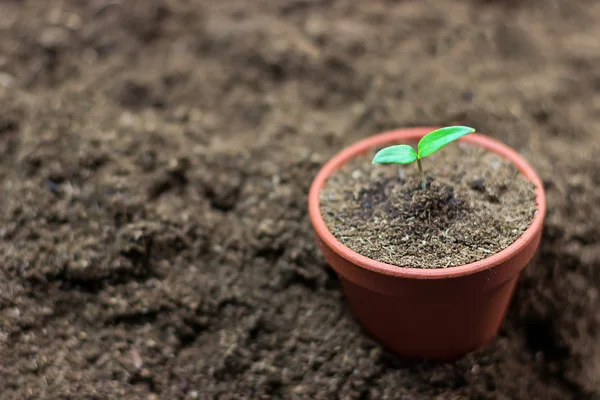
[0,0,599,399]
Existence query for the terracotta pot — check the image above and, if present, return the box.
[308,127,546,360]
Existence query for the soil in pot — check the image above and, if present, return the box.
[320,140,538,268]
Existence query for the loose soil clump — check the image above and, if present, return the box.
[321,143,537,268]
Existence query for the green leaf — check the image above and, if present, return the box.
[417,126,475,158]
[372,145,418,164]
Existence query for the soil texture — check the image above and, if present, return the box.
[1,0,600,399]
[321,143,537,268]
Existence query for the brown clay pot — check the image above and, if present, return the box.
[308,127,546,360]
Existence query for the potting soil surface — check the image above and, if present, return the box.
[1,1,600,399]
[320,143,537,268]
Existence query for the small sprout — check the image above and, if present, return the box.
[372,126,475,190]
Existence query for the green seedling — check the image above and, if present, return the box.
[372,126,475,190]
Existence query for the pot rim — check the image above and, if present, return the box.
[308,127,547,280]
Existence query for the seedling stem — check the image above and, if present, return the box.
[417,157,425,190]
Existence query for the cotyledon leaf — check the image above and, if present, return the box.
[417,126,475,158]
[372,145,418,164]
